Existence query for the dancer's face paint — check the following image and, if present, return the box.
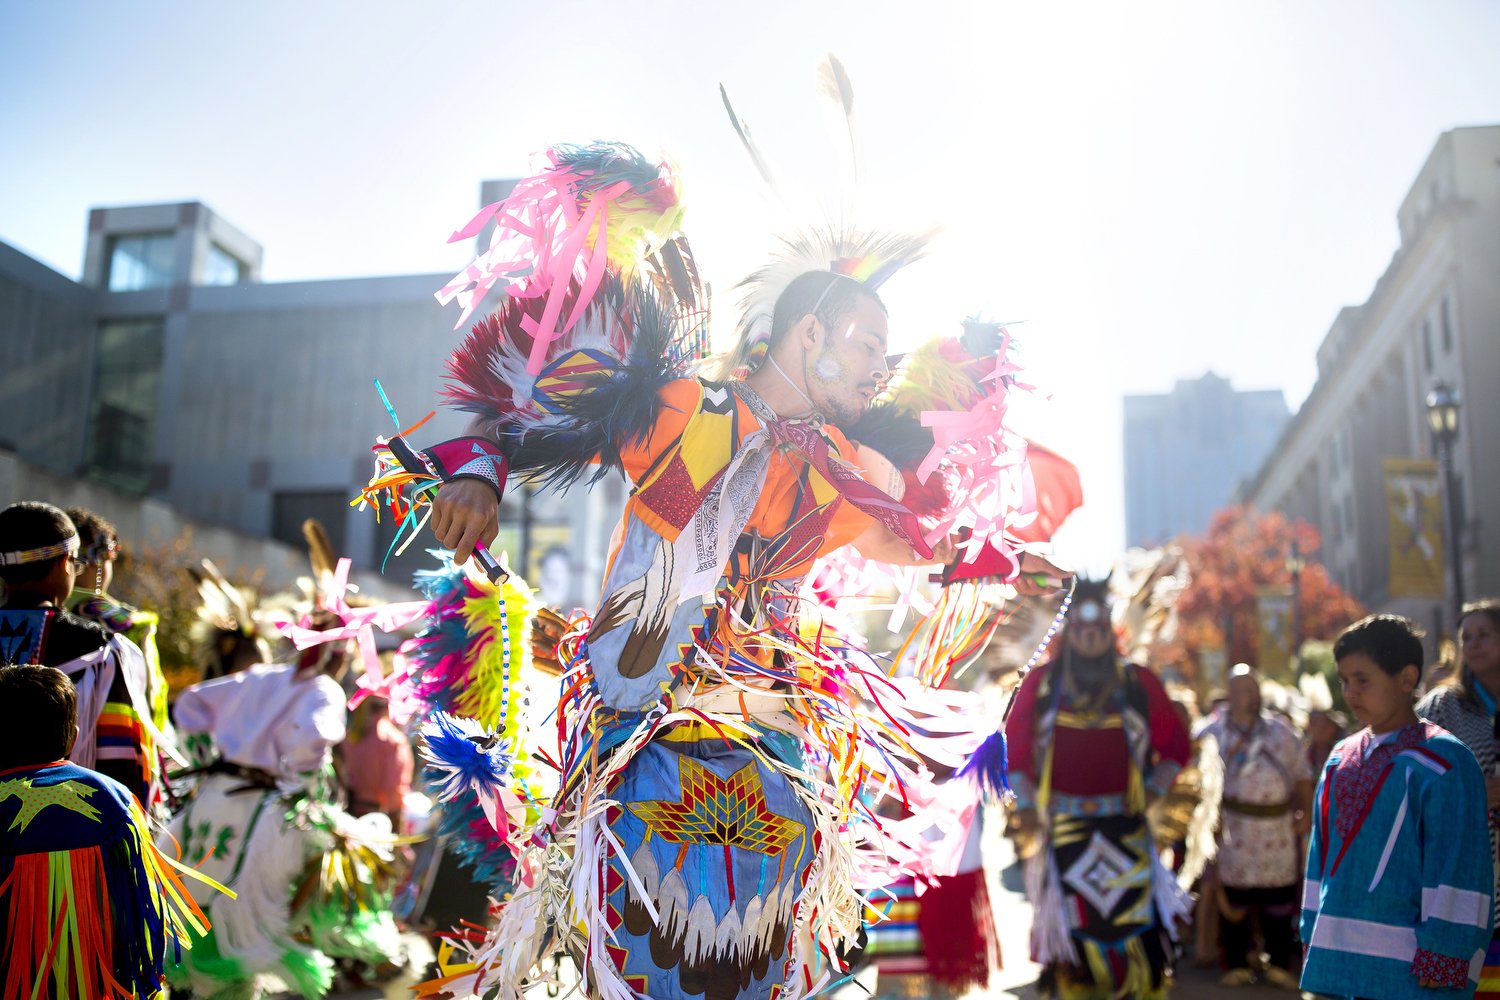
[804,296,890,425]
[1065,599,1115,660]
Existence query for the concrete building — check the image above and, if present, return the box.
[1241,125,1500,630]
[1124,373,1289,547]
[0,194,621,608]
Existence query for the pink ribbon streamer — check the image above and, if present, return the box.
[267,556,430,694]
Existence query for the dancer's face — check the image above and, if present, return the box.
[803,297,890,425]
[1065,599,1115,660]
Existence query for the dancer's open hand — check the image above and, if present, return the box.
[432,479,500,566]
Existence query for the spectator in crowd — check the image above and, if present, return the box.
[1302,615,1493,999]
[1196,664,1312,989]
[1418,599,1500,997]
[339,694,415,831]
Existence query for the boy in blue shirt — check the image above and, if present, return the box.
[1303,614,1494,998]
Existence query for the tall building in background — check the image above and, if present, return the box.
[0,191,621,606]
[1124,373,1289,547]
[1242,125,1500,632]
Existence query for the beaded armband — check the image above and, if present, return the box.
[419,437,511,502]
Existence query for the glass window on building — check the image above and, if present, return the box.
[106,233,176,291]
[272,491,349,557]
[86,318,166,493]
[201,243,246,286]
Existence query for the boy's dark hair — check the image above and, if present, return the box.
[1333,614,1426,677]
[0,502,76,587]
[0,665,77,769]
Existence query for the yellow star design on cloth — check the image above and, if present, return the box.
[628,757,802,855]
[0,777,101,833]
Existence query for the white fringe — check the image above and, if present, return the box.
[1179,732,1222,888]
[1151,840,1193,941]
[1025,846,1079,966]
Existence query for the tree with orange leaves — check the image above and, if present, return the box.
[1165,505,1365,680]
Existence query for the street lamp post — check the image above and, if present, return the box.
[1286,538,1305,675]
[1425,381,1465,619]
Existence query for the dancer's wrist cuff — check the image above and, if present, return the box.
[424,437,510,501]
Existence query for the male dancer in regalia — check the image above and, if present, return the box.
[1003,577,1191,999]
[428,265,941,1000]
[363,125,1039,998]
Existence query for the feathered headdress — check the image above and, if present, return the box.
[188,558,271,680]
[719,56,934,376]
[727,227,932,377]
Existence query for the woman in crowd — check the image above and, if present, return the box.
[1418,598,1500,997]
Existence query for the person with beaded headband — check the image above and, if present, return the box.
[0,501,158,807]
[1000,575,1192,999]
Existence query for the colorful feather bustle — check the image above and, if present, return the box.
[391,553,545,891]
[357,141,710,559]
[443,271,693,493]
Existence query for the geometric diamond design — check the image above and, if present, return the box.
[628,757,802,855]
[1062,830,1135,915]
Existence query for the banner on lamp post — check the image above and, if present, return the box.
[1383,457,1446,599]
[1257,586,1296,678]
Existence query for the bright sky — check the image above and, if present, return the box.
[4,1,1499,570]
